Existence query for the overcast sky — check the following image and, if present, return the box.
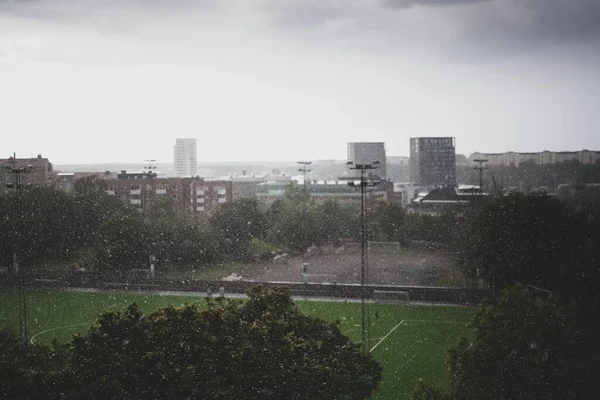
[1,0,599,164]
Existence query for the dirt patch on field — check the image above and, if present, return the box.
[240,247,456,287]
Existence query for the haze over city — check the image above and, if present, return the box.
[1,0,600,164]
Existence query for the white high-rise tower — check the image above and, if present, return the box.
[174,138,197,177]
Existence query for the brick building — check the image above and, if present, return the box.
[0,154,53,194]
[103,173,232,215]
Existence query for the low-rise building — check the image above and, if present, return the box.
[409,185,489,214]
[391,182,419,207]
[469,150,600,167]
[256,180,392,206]
[0,154,53,194]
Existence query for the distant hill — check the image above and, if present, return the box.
[53,159,409,181]
[53,163,166,173]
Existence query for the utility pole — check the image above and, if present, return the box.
[5,153,32,344]
[347,160,380,352]
[473,159,489,192]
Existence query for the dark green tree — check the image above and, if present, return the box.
[0,187,81,267]
[64,287,382,399]
[413,285,599,400]
[462,191,600,324]
[0,328,70,400]
[373,201,407,243]
[315,199,358,246]
[462,192,572,290]
[209,197,267,261]
[145,195,179,222]
[72,175,108,197]
[446,285,598,400]
[267,184,319,252]
[98,211,152,269]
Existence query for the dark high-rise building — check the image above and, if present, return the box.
[409,137,456,187]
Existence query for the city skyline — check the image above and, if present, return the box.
[1,0,600,164]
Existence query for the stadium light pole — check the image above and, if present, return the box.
[144,159,157,177]
[473,159,489,192]
[297,161,312,281]
[297,161,312,195]
[347,160,380,352]
[5,153,33,344]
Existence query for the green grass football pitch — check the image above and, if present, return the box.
[0,289,474,399]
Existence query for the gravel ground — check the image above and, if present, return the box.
[240,247,455,287]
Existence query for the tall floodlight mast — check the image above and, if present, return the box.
[5,153,34,344]
[347,160,380,352]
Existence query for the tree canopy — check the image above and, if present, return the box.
[414,285,600,400]
[461,192,600,320]
[462,192,572,288]
[0,287,382,400]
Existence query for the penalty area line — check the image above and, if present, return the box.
[369,319,405,353]
[30,323,91,345]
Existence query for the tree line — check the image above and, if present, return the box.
[415,190,600,399]
[0,177,463,274]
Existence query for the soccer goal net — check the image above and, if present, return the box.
[130,268,150,280]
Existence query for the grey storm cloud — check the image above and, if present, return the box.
[260,0,600,57]
[383,0,491,8]
[2,0,600,55]
[454,0,600,45]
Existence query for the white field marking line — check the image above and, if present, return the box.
[344,324,362,335]
[369,319,406,353]
[354,337,383,344]
[405,319,467,324]
[30,323,91,345]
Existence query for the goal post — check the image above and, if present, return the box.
[367,241,401,252]
[342,241,401,253]
[130,268,150,280]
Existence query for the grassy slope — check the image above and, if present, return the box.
[0,289,474,399]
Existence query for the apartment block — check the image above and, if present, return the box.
[468,150,600,167]
[104,175,232,215]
